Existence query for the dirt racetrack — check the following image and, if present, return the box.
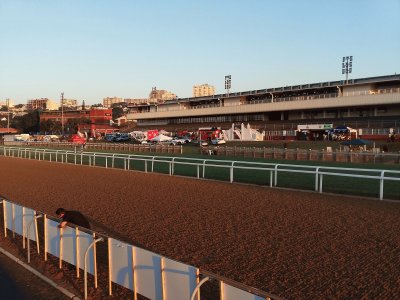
[1,156,400,299]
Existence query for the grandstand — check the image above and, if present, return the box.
[126,74,400,136]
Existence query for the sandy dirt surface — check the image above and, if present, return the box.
[1,156,400,299]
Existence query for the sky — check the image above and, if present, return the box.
[1,0,400,105]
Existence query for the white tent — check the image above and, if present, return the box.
[151,134,172,142]
[222,123,264,141]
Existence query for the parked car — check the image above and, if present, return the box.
[105,133,116,142]
[171,137,185,145]
[211,138,226,145]
[132,138,147,144]
[114,133,130,142]
[180,137,192,143]
[169,139,183,146]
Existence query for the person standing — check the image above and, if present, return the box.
[55,208,91,229]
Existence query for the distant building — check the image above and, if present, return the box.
[126,74,400,136]
[40,108,114,136]
[61,98,78,108]
[27,98,58,110]
[193,84,215,97]
[124,98,152,105]
[103,97,123,108]
[149,87,177,102]
[0,99,14,107]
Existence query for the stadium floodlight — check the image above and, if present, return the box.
[342,56,353,84]
[225,75,231,96]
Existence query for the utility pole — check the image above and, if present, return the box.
[61,92,64,135]
[6,98,10,132]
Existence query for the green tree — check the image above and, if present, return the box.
[112,106,124,120]
[12,110,40,133]
[40,119,61,133]
[91,103,103,108]
[66,117,90,133]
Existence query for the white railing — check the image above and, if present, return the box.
[1,146,400,200]
[1,197,280,300]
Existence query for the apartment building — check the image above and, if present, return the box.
[103,97,124,108]
[61,98,78,108]
[124,98,152,105]
[149,87,177,102]
[193,84,215,97]
[27,98,58,110]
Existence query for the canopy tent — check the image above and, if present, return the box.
[151,134,172,142]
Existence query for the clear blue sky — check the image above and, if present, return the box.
[1,0,399,105]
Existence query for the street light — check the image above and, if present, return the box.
[342,56,353,84]
[225,75,231,96]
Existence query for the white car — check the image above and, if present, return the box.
[171,137,185,145]
[211,138,226,145]
[169,139,184,146]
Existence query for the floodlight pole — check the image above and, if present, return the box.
[342,56,353,84]
[225,75,231,97]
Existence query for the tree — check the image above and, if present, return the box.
[12,110,40,133]
[40,119,61,134]
[91,103,103,108]
[66,117,90,133]
[112,106,124,120]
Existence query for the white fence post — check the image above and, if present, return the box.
[315,167,320,191]
[380,171,385,200]
[274,164,279,186]
[172,157,176,175]
[230,162,235,183]
[319,174,324,193]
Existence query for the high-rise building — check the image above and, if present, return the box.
[193,84,215,97]
[27,98,58,110]
[103,97,123,108]
[149,87,177,102]
[61,98,78,108]
[124,98,151,105]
